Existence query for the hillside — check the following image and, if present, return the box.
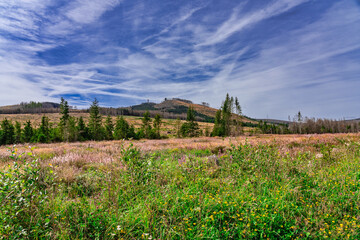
[0,98,256,124]
[129,98,255,123]
[0,101,61,114]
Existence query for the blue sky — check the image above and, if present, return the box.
[0,0,359,120]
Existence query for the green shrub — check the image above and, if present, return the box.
[0,147,55,238]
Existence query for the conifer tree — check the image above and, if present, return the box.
[222,93,232,136]
[212,94,243,137]
[105,115,114,140]
[186,106,196,122]
[77,117,88,141]
[88,98,103,140]
[114,116,130,140]
[59,97,71,141]
[141,111,152,138]
[38,116,50,143]
[235,97,242,115]
[180,106,200,137]
[14,121,22,143]
[67,117,78,142]
[0,119,15,145]
[60,97,70,123]
[153,114,162,138]
[211,110,224,136]
[22,120,33,143]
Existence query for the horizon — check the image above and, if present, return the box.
[0,0,359,120]
[1,98,359,121]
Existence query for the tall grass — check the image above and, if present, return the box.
[1,137,360,239]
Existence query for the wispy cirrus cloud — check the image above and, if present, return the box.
[196,0,310,47]
[0,0,122,105]
[0,0,359,119]
[141,5,206,44]
[65,0,121,24]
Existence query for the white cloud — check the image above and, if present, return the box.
[65,0,121,24]
[0,0,53,39]
[0,0,359,120]
[140,5,205,44]
[197,0,310,46]
[0,74,56,105]
[197,0,360,118]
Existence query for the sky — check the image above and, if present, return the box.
[0,0,359,120]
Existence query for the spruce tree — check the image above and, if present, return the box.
[212,94,243,137]
[114,116,130,140]
[88,98,103,140]
[186,106,196,122]
[60,97,70,123]
[0,119,15,145]
[67,117,78,142]
[153,114,162,138]
[221,94,232,136]
[59,97,71,141]
[38,116,50,143]
[22,121,33,143]
[212,110,224,136]
[235,97,242,115]
[14,121,22,143]
[105,115,114,140]
[180,106,200,137]
[141,111,152,138]
[77,117,88,141]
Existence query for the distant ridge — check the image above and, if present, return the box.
[0,98,255,123]
[126,98,255,123]
[256,119,290,125]
[0,101,62,114]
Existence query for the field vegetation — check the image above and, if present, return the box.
[0,113,213,135]
[1,95,358,148]
[1,133,360,239]
[0,98,219,146]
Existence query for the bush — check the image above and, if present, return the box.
[180,121,200,137]
[0,147,55,238]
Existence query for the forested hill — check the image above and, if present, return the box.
[0,101,61,114]
[0,98,254,123]
[99,98,255,123]
[131,99,216,122]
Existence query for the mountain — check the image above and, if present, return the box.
[128,98,255,123]
[0,98,255,124]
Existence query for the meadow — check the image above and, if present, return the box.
[0,133,360,239]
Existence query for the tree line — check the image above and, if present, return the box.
[0,97,209,145]
[287,111,360,134]
[0,96,359,145]
[0,98,165,145]
[0,100,215,123]
[258,111,360,134]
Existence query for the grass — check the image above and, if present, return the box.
[0,134,360,239]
